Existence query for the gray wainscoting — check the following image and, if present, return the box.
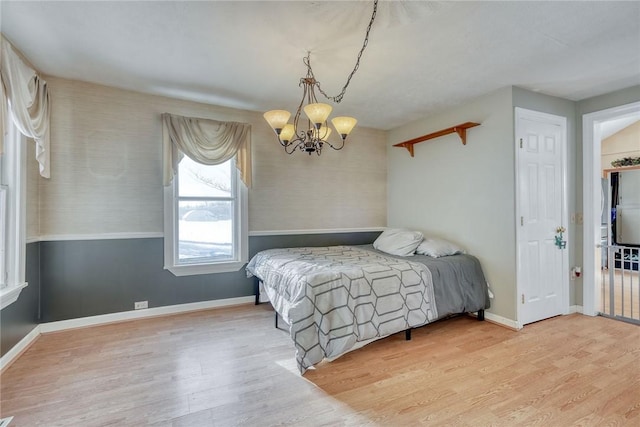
[1,242,41,358]
[39,231,381,323]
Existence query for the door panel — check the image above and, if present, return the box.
[516,108,567,325]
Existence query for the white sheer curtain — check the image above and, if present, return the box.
[0,35,51,178]
[162,113,252,188]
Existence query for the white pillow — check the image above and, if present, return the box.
[373,229,424,257]
[416,238,464,258]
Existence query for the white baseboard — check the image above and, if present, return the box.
[40,296,255,333]
[0,324,41,373]
[569,305,584,314]
[484,311,522,330]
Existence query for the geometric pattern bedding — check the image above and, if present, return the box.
[246,246,439,374]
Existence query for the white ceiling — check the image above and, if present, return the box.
[2,1,639,130]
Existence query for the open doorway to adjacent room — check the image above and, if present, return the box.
[583,102,640,325]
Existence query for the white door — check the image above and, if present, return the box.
[516,108,568,325]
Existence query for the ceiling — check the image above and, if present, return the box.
[2,1,639,130]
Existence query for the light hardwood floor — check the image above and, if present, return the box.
[1,304,639,426]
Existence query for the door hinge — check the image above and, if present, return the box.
[519,138,523,148]
[522,294,525,304]
[521,216,524,226]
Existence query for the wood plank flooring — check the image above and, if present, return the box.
[1,304,639,426]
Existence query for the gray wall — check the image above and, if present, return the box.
[511,87,580,306]
[1,243,40,358]
[387,86,517,320]
[39,232,381,322]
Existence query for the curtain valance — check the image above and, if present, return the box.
[162,113,252,188]
[0,35,51,178]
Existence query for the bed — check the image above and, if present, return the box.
[246,244,490,374]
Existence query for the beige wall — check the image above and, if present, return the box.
[601,121,640,171]
[26,140,40,240]
[387,87,516,320]
[39,77,386,237]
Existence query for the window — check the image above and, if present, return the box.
[164,156,248,276]
[0,116,28,310]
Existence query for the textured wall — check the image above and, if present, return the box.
[40,77,386,237]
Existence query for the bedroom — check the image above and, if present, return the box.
[1,1,640,425]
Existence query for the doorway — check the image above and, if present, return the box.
[582,101,640,319]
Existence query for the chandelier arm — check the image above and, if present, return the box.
[313,0,378,104]
[284,138,305,155]
[321,138,345,151]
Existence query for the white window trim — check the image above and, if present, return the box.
[163,160,248,276]
[0,118,28,310]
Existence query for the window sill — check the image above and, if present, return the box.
[0,282,28,310]
[165,260,246,277]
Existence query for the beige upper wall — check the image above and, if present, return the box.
[387,86,516,320]
[601,121,640,172]
[38,77,386,237]
[26,139,40,239]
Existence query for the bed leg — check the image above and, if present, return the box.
[254,277,260,305]
[477,309,485,321]
[405,329,411,341]
[275,312,278,329]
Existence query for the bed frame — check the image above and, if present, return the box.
[254,277,485,340]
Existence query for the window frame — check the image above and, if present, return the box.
[0,116,28,310]
[163,156,248,276]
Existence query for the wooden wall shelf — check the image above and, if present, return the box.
[393,122,480,157]
[602,164,640,178]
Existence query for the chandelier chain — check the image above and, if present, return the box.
[312,0,378,104]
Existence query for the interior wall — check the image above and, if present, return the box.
[601,121,640,171]
[511,87,578,308]
[24,77,386,323]
[387,86,516,321]
[40,77,387,237]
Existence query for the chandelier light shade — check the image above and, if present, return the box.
[264,0,378,156]
[331,116,358,139]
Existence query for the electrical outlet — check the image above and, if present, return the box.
[134,301,148,310]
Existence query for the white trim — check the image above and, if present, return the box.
[249,227,384,237]
[0,282,27,310]
[569,305,583,314]
[39,296,254,333]
[1,119,27,310]
[514,108,570,325]
[164,158,248,277]
[0,323,39,373]
[484,311,522,330]
[24,229,383,243]
[38,232,164,242]
[166,259,247,276]
[582,101,640,317]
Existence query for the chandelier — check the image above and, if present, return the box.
[263,0,378,156]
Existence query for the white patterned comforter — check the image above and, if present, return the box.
[246,246,438,374]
